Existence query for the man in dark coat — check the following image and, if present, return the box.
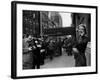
[32,40,41,69]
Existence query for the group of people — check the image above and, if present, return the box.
[23,35,45,69]
[23,23,89,69]
[23,34,63,69]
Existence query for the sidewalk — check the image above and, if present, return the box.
[40,51,75,69]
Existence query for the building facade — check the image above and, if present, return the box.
[23,10,40,37]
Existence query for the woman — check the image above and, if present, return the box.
[73,24,88,67]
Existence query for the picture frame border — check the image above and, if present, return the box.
[11,1,98,79]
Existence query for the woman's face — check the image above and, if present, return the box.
[78,26,85,36]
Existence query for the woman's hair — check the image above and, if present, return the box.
[78,24,87,35]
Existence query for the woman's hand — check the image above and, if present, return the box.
[72,48,79,53]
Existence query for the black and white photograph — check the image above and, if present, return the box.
[11,1,97,79]
[22,11,91,69]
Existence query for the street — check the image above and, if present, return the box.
[40,50,75,69]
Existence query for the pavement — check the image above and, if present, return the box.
[23,46,90,69]
[40,50,75,69]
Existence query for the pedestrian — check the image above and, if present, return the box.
[47,40,55,60]
[56,38,62,56]
[72,24,88,67]
[32,40,41,69]
[40,40,46,65]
